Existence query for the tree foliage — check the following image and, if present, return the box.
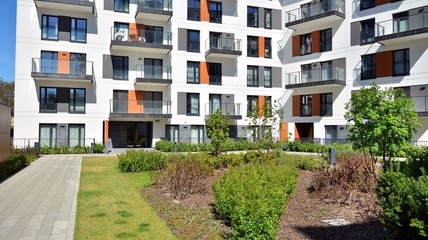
[345,83,420,171]
[206,109,229,156]
[0,79,14,113]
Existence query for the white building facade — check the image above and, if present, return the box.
[14,0,428,148]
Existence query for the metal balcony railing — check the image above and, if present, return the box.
[110,100,171,115]
[135,65,171,79]
[286,67,345,85]
[137,0,172,11]
[285,0,345,24]
[375,12,428,37]
[206,37,241,51]
[111,27,172,45]
[31,58,93,76]
[412,96,428,113]
[205,103,242,116]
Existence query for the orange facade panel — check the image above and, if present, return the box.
[292,95,300,117]
[128,90,144,114]
[292,35,300,57]
[58,51,70,74]
[311,31,320,53]
[104,120,109,142]
[376,51,393,78]
[258,37,265,58]
[200,61,209,84]
[280,121,289,140]
[201,0,209,22]
[129,23,144,41]
[312,94,320,116]
[258,95,265,116]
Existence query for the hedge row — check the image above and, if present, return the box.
[0,154,29,181]
[40,144,104,154]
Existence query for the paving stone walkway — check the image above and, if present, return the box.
[0,155,82,240]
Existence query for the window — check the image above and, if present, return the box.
[393,11,409,33]
[41,51,58,74]
[264,38,272,58]
[70,53,86,75]
[113,22,129,41]
[393,49,410,76]
[247,66,258,87]
[247,6,259,27]
[40,87,57,113]
[301,64,312,83]
[361,19,375,45]
[165,125,179,143]
[320,93,333,116]
[144,58,163,79]
[187,93,200,115]
[114,0,129,12]
[69,124,85,147]
[187,30,200,52]
[247,95,258,116]
[187,61,200,84]
[209,63,222,85]
[191,125,204,144]
[69,88,85,113]
[188,0,200,21]
[361,54,376,80]
[264,67,272,87]
[209,94,221,114]
[144,25,164,44]
[71,18,87,43]
[360,0,375,10]
[301,3,311,19]
[300,33,312,55]
[209,1,222,23]
[247,36,258,57]
[320,61,333,81]
[39,124,57,147]
[320,29,332,52]
[112,56,128,80]
[41,15,58,40]
[300,95,312,116]
[264,9,272,29]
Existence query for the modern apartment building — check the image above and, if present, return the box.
[14,0,428,148]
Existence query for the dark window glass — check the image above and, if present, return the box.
[300,95,312,116]
[247,6,259,27]
[360,0,375,11]
[39,124,57,147]
[42,15,58,40]
[144,25,164,44]
[360,19,375,45]
[70,53,86,75]
[69,124,85,147]
[41,51,58,74]
[114,0,129,12]
[320,93,333,116]
[112,56,128,80]
[71,18,87,43]
[40,87,57,112]
[301,3,311,19]
[187,61,200,83]
[144,58,163,79]
[247,36,258,57]
[320,61,333,81]
[188,0,200,21]
[320,29,332,52]
[393,49,410,76]
[209,94,221,115]
[264,9,272,29]
[301,64,312,83]
[113,22,129,41]
[209,1,222,23]
[247,66,258,87]
[247,95,258,116]
[209,62,221,85]
[393,11,409,33]
[264,38,272,58]
[361,54,376,80]
[187,30,200,52]
[187,93,200,115]
[190,125,204,144]
[165,125,179,143]
[70,88,86,113]
[300,33,312,55]
[264,67,272,87]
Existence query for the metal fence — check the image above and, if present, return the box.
[12,138,96,149]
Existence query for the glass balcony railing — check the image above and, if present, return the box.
[285,0,345,24]
[375,12,428,37]
[137,0,172,11]
[413,96,428,113]
[206,37,241,52]
[110,100,171,115]
[31,58,93,76]
[135,65,171,79]
[286,66,345,85]
[205,103,242,116]
[111,27,172,45]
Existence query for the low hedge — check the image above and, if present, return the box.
[40,143,104,154]
[212,163,299,239]
[118,150,168,172]
[0,153,29,181]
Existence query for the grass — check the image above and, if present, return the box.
[74,157,176,240]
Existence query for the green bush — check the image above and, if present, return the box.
[93,143,105,153]
[377,171,428,239]
[0,153,29,181]
[278,154,325,171]
[40,145,91,154]
[118,150,167,172]
[213,163,299,239]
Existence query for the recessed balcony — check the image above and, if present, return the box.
[110,27,172,53]
[135,0,173,21]
[135,65,172,86]
[205,103,242,120]
[375,11,428,45]
[413,96,428,117]
[34,0,94,13]
[285,0,345,31]
[285,67,346,89]
[31,58,94,83]
[205,37,242,59]
[109,100,172,119]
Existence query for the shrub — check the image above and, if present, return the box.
[118,150,167,172]
[40,145,91,154]
[377,172,428,239]
[213,163,299,239]
[93,143,105,153]
[0,153,28,181]
[278,154,325,171]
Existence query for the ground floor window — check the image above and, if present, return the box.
[39,124,57,147]
[69,124,85,147]
[166,125,179,143]
[191,125,204,144]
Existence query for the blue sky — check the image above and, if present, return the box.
[0,0,16,82]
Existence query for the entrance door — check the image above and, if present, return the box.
[295,123,314,140]
[127,122,153,148]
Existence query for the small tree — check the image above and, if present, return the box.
[206,109,230,156]
[345,83,420,171]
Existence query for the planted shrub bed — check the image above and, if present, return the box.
[118,150,168,172]
[40,143,104,154]
[0,153,31,181]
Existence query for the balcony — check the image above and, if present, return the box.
[135,0,173,21]
[205,37,242,59]
[285,67,346,89]
[285,0,345,31]
[413,96,428,117]
[375,11,428,45]
[135,65,172,86]
[109,100,172,119]
[31,58,94,83]
[34,0,94,13]
[205,103,242,119]
[110,27,172,53]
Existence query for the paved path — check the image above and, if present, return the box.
[0,155,82,240]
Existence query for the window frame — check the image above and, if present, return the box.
[247,95,259,116]
[208,62,222,85]
[300,95,312,117]
[165,125,180,143]
[112,55,129,80]
[41,15,59,41]
[187,30,200,52]
[300,33,312,55]
[190,125,205,144]
[247,66,259,87]
[70,18,87,43]
[320,28,332,52]
[360,18,375,45]
[114,0,129,13]
[70,53,86,75]
[320,93,333,116]
[264,9,272,29]
[393,48,410,76]
[187,61,200,84]
[69,88,86,114]
[40,87,57,113]
[264,37,272,58]
[247,36,259,57]
[186,93,200,116]
[264,67,272,88]
[360,0,375,11]
[209,1,222,23]
[68,124,85,147]
[247,6,259,28]
[188,0,201,21]
[361,54,376,80]
[39,124,57,147]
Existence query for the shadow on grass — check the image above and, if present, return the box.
[294,220,386,240]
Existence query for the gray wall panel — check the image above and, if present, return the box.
[179,125,191,143]
[258,66,264,87]
[272,67,282,88]
[177,92,186,115]
[57,124,68,146]
[177,28,187,51]
[103,54,113,79]
[221,94,234,104]
[350,21,361,46]
[104,0,114,10]
[272,9,282,30]
[258,7,264,28]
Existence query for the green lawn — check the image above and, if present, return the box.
[74,157,176,240]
